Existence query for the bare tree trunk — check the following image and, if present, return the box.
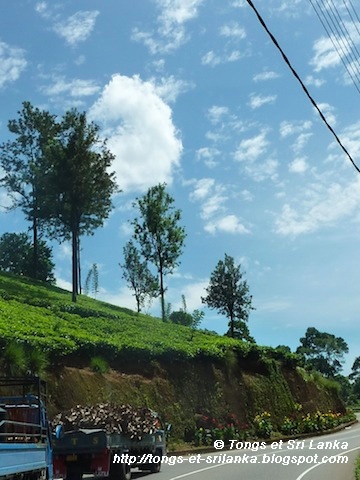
[72,229,78,302]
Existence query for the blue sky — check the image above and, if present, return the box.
[1,0,359,374]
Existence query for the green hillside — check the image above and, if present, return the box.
[0,271,278,365]
[1,271,354,446]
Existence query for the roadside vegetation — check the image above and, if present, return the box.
[0,271,295,368]
[356,453,360,480]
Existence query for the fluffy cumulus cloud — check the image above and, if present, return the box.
[310,37,340,72]
[288,157,308,174]
[0,41,27,89]
[234,130,269,163]
[53,10,99,46]
[205,214,250,235]
[89,74,182,193]
[275,177,360,236]
[132,0,204,54]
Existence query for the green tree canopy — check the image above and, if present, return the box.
[131,183,186,320]
[44,109,118,302]
[349,356,360,381]
[201,253,254,340]
[0,232,55,283]
[296,327,349,377]
[0,101,59,279]
[120,240,159,312]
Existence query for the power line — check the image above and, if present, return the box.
[310,0,360,94]
[244,0,360,174]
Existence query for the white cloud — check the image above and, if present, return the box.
[53,10,99,46]
[89,74,182,193]
[241,189,254,202]
[55,276,72,292]
[275,177,360,236]
[292,132,313,153]
[0,41,27,89]
[253,71,280,82]
[97,285,139,311]
[245,158,279,182]
[132,0,204,54]
[189,178,250,234]
[0,189,14,211]
[305,75,325,87]
[208,105,229,124]
[289,157,308,174]
[189,178,216,202]
[234,131,269,163]
[195,147,220,168]
[40,76,100,98]
[220,22,246,40]
[201,50,242,67]
[205,214,250,235]
[151,75,194,103]
[169,280,208,311]
[317,102,336,126]
[279,120,312,138]
[248,93,277,109]
[35,2,48,17]
[310,37,340,72]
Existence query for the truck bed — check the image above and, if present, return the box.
[52,428,165,454]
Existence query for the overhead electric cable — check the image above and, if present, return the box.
[348,0,360,34]
[310,0,360,94]
[245,0,360,174]
[326,0,360,78]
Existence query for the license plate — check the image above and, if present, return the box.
[66,454,77,462]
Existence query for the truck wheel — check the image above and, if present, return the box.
[149,453,162,473]
[66,469,82,480]
[109,463,131,480]
[149,460,161,473]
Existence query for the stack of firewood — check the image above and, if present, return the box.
[52,403,160,440]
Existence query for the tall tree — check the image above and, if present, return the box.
[202,253,254,340]
[349,356,360,381]
[0,101,59,279]
[84,263,99,298]
[0,232,55,283]
[45,109,117,302]
[296,327,349,377]
[131,183,186,320]
[120,240,159,312]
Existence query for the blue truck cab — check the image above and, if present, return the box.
[0,377,53,480]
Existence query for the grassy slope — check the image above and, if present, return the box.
[0,271,261,363]
[0,272,349,443]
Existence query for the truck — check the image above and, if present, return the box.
[52,418,170,480]
[0,376,54,480]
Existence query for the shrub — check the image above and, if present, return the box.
[253,412,273,438]
[355,453,360,480]
[0,342,26,376]
[90,356,109,374]
[26,347,49,376]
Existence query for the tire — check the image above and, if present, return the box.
[149,451,162,473]
[149,460,161,473]
[109,462,131,480]
[66,469,82,480]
